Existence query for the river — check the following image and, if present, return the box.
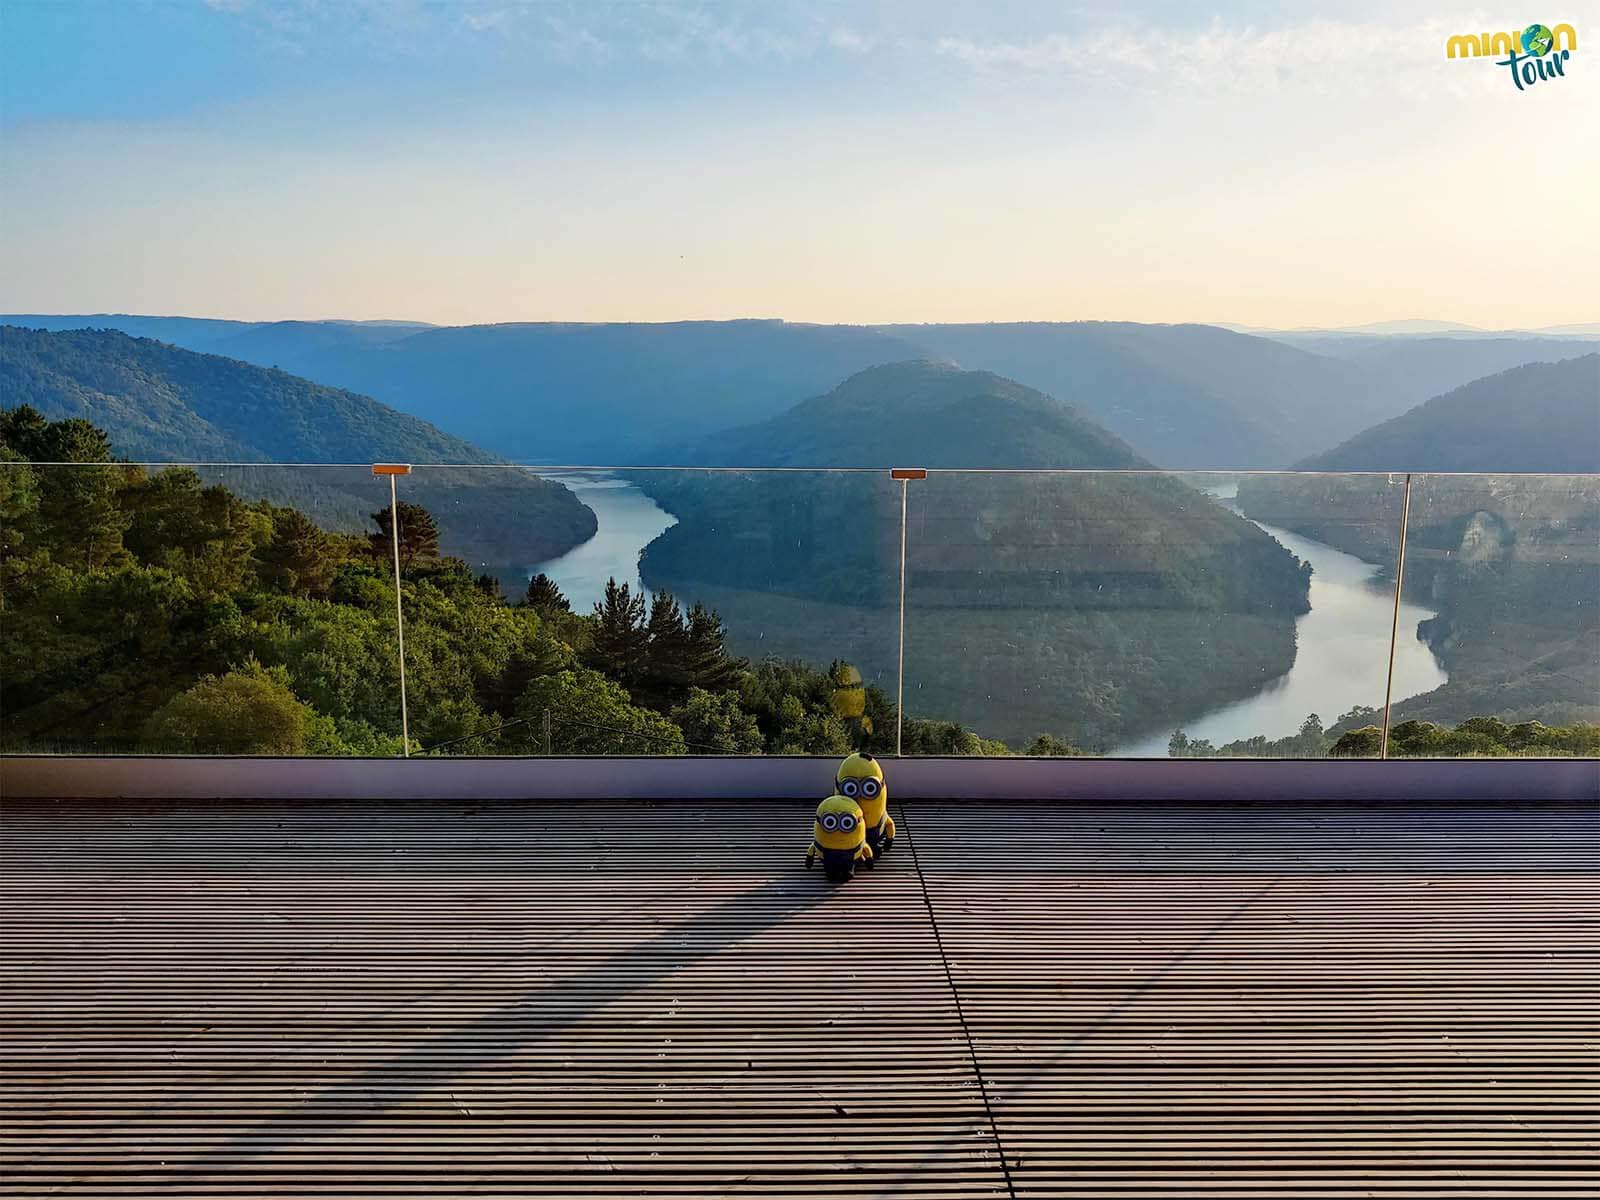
[531,476,1448,751]
[1116,517,1449,754]
[525,474,677,613]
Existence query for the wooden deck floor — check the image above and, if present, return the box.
[2,798,1596,1198]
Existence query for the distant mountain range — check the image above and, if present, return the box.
[875,321,1389,468]
[0,326,595,567]
[1,315,936,464]
[8,313,1592,470]
[662,359,1146,468]
[1229,319,1600,338]
[1297,355,1600,474]
[638,362,1313,746]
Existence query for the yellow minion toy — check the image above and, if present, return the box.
[829,661,874,748]
[804,794,874,882]
[836,752,894,857]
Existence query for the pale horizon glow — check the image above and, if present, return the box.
[3,1,1598,329]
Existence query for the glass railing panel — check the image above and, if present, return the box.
[1229,470,1429,759]
[899,470,1411,757]
[1375,472,1600,758]
[0,462,404,755]
[9,456,1587,762]
[398,466,903,755]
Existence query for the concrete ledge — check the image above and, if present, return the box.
[3,754,1596,802]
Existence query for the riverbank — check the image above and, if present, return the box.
[524,473,677,613]
[1116,520,1447,755]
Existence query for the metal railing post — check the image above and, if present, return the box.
[373,464,413,756]
[891,469,926,758]
[1380,473,1414,759]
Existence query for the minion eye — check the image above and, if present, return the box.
[839,814,856,831]
[861,779,880,797]
[821,813,839,831]
[840,779,859,797]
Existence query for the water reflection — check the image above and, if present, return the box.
[1117,519,1447,754]
[525,474,676,613]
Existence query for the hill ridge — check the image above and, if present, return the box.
[1295,354,1600,473]
[0,326,596,566]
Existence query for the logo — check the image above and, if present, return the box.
[1522,24,1555,54]
[1446,22,1577,90]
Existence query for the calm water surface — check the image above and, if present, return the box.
[530,475,1447,751]
[526,474,676,613]
[1116,518,1448,754]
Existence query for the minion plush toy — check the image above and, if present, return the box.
[829,661,874,749]
[836,752,894,858]
[805,794,874,882]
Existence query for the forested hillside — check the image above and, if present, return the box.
[640,362,1313,746]
[10,317,934,463]
[877,322,1383,467]
[0,410,1089,758]
[1237,357,1600,728]
[661,359,1146,469]
[0,326,596,568]
[1236,471,1600,729]
[4,411,1585,759]
[12,314,1584,470]
[1296,355,1600,473]
[1272,332,1598,415]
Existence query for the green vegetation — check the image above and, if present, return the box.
[0,325,597,568]
[1237,470,1600,730]
[3,408,1588,761]
[4,409,1074,757]
[660,360,1148,470]
[1169,713,1340,758]
[1170,711,1597,758]
[144,661,349,756]
[1332,717,1600,759]
[639,362,1312,746]
[1244,357,1600,733]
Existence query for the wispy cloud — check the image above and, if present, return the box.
[930,15,1500,95]
[196,3,1511,98]
[200,1,834,62]
[828,26,876,55]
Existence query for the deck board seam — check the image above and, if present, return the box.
[899,803,1018,1200]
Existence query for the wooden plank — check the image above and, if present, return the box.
[901,801,1599,1200]
[2,798,1595,1198]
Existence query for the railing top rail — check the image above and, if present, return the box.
[5,461,1598,477]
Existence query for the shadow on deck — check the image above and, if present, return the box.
[3,798,1596,1197]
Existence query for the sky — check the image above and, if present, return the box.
[2,0,1598,328]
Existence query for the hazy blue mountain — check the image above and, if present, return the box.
[638,362,1312,747]
[1243,321,1600,339]
[1296,355,1600,473]
[1532,323,1600,337]
[0,314,434,355]
[7,314,1590,471]
[661,359,1148,468]
[873,321,1393,468]
[1238,359,1600,730]
[1,314,265,350]
[0,326,594,567]
[202,320,434,362]
[1331,319,1485,334]
[1269,334,1596,395]
[197,320,938,463]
